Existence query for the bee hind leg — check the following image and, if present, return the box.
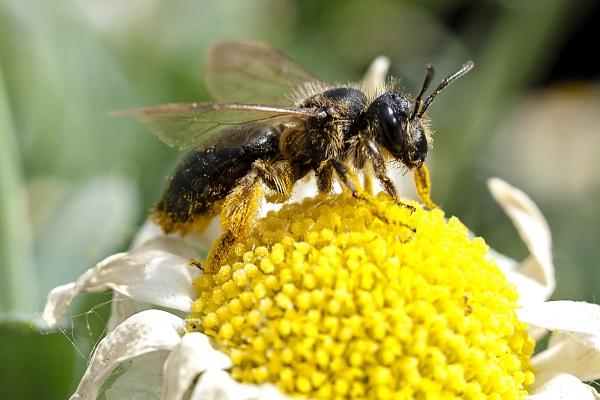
[204,160,295,274]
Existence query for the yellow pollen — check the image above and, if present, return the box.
[189,193,535,399]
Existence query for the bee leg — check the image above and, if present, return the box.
[316,163,334,193]
[322,159,360,194]
[204,171,263,274]
[413,163,438,209]
[325,158,415,233]
[359,135,416,213]
[362,168,374,194]
[349,136,374,194]
[204,160,295,274]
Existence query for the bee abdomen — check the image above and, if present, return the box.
[153,124,280,235]
[152,147,244,234]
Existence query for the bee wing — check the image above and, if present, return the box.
[112,103,323,150]
[205,41,317,105]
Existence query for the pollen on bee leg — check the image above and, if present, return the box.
[336,169,412,231]
[414,163,438,209]
[205,230,236,274]
[205,171,264,274]
[362,170,374,195]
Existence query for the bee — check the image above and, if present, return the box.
[116,41,473,273]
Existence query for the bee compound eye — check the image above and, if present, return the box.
[378,104,404,150]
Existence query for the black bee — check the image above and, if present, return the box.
[117,41,473,273]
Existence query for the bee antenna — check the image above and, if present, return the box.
[410,64,434,121]
[418,60,474,118]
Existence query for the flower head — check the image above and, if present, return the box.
[42,178,600,400]
[188,193,534,399]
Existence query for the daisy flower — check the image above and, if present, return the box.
[43,178,600,400]
[43,58,600,400]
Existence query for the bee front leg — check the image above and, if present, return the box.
[205,160,295,274]
[356,134,399,200]
[358,134,416,213]
[413,163,438,209]
[321,158,415,232]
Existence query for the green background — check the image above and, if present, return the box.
[1,0,598,398]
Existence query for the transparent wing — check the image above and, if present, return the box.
[112,103,322,150]
[205,41,317,105]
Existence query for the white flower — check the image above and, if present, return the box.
[485,179,600,399]
[42,58,600,399]
[42,177,600,400]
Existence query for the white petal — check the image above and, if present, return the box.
[190,369,261,400]
[499,265,551,310]
[189,369,290,400]
[43,237,201,327]
[259,385,295,399]
[518,301,600,341]
[532,333,600,382]
[360,55,390,93]
[103,351,167,400]
[527,372,600,399]
[519,301,600,380]
[106,293,152,332]
[130,219,167,248]
[487,178,555,303]
[70,310,185,400]
[162,332,232,400]
[184,217,222,251]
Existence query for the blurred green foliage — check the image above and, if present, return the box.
[0,0,597,398]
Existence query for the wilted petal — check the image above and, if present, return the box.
[518,301,600,342]
[519,301,600,381]
[189,369,261,400]
[259,386,294,399]
[130,220,167,248]
[162,332,232,400]
[71,310,185,400]
[106,293,152,332]
[103,221,199,331]
[189,369,289,400]
[489,247,550,311]
[521,301,600,380]
[527,372,600,399]
[361,55,390,93]
[532,333,600,382]
[487,178,555,303]
[103,351,167,400]
[43,237,201,327]
[184,218,222,252]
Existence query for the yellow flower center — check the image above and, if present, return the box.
[188,193,535,399]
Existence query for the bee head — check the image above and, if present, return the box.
[369,61,474,169]
[370,92,428,168]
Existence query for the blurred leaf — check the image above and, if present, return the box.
[0,65,37,312]
[35,176,140,308]
[435,0,590,202]
[0,319,77,400]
